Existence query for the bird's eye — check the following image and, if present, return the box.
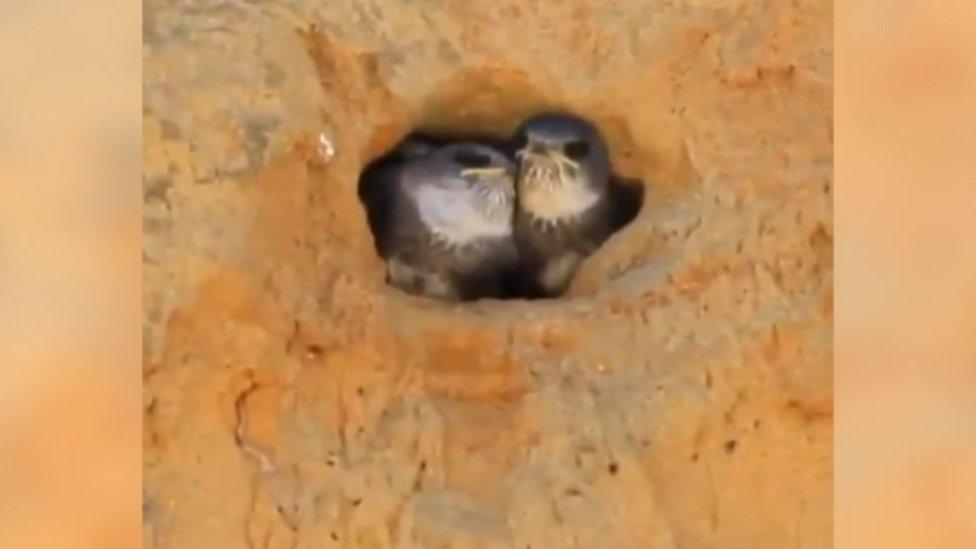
[453,150,492,168]
[563,140,589,161]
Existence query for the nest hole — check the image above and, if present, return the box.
[358,121,644,302]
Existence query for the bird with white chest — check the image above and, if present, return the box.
[373,141,519,301]
[512,113,617,297]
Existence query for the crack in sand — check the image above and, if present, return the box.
[234,381,277,473]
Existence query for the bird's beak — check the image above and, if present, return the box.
[516,140,555,161]
[460,166,514,193]
[460,166,508,178]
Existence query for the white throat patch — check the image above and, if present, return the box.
[411,184,512,248]
[517,152,600,224]
[521,177,599,223]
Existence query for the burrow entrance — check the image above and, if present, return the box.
[358,122,645,301]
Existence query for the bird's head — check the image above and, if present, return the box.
[405,143,516,247]
[424,143,516,223]
[513,114,610,222]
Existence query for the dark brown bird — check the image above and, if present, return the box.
[512,114,618,297]
[361,142,519,301]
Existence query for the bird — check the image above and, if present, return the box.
[360,141,519,301]
[511,113,621,297]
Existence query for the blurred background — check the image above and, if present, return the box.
[0,0,141,547]
[836,0,976,546]
[0,0,974,547]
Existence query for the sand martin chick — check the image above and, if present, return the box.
[513,113,617,297]
[370,142,519,301]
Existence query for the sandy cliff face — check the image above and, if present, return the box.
[143,0,832,547]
